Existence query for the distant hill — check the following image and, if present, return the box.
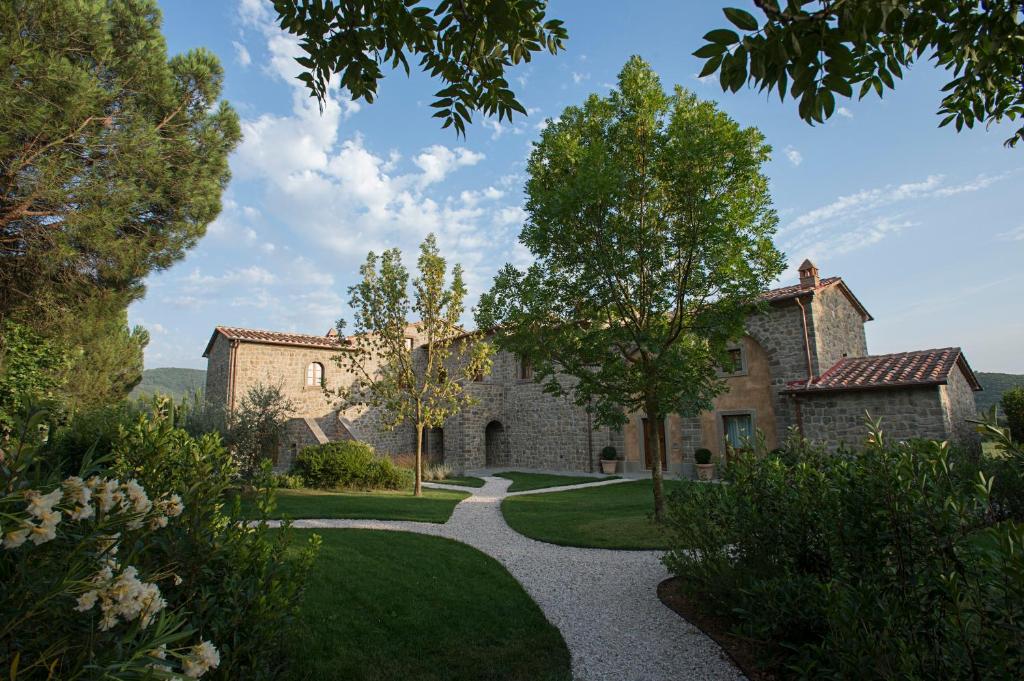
[130,368,206,401]
[975,372,1024,414]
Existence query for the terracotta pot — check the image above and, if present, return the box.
[600,459,618,475]
[695,463,715,481]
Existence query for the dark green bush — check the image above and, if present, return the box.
[600,445,617,460]
[664,422,1024,679]
[293,440,412,490]
[693,447,712,465]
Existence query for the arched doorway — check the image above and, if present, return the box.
[485,420,509,467]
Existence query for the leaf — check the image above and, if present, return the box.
[704,29,740,45]
[723,7,759,32]
[699,54,724,78]
[693,43,727,59]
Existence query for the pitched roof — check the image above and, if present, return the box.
[202,326,349,357]
[759,276,873,321]
[782,347,981,394]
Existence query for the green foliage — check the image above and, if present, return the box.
[60,305,149,412]
[0,321,71,431]
[111,412,320,681]
[974,372,1024,414]
[476,56,784,519]
[45,401,143,475]
[1002,386,1024,442]
[292,441,412,491]
[226,383,294,480]
[273,473,306,490]
[337,233,493,495]
[694,447,713,465]
[663,422,1024,678]
[130,367,207,401]
[600,445,618,461]
[696,2,1024,147]
[273,0,567,136]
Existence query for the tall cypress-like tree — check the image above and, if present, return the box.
[477,57,784,519]
[0,0,241,409]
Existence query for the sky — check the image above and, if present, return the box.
[132,0,1024,373]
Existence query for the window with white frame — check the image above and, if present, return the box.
[306,361,324,386]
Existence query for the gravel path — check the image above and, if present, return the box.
[278,476,744,681]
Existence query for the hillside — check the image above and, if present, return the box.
[130,367,206,401]
[975,372,1024,414]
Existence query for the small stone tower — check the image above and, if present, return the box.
[798,259,820,289]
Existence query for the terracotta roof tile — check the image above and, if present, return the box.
[783,347,981,394]
[203,326,348,356]
[759,276,842,303]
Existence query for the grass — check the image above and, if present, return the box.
[501,479,689,549]
[284,529,572,681]
[240,487,470,523]
[496,470,617,492]
[433,475,486,488]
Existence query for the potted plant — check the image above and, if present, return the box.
[694,448,715,481]
[600,446,618,474]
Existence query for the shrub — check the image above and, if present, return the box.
[423,463,453,481]
[664,421,1024,679]
[273,473,306,489]
[292,441,411,490]
[225,384,293,480]
[600,445,618,461]
[45,401,143,475]
[693,447,712,465]
[1003,387,1024,443]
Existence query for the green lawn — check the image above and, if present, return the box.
[501,479,688,549]
[435,475,486,488]
[284,529,571,681]
[241,487,470,523]
[496,470,617,492]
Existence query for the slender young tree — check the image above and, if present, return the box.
[335,234,493,496]
[476,56,785,520]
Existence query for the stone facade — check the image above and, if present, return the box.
[203,261,982,475]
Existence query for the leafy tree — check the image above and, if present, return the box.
[228,384,295,480]
[694,1,1024,147]
[0,321,71,432]
[0,0,241,406]
[476,57,784,519]
[1003,386,1024,442]
[336,234,493,496]
[60,305,149,413]
[272,0,567,135]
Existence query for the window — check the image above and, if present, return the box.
[722,413,753,450]
[306,361,324,386]
[519,356,533,380]
[719,345,745,375]
[404,337,414,351]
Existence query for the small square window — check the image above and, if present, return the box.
[519,357,533,380]
[722,413,753,449]
[404,337,414,351]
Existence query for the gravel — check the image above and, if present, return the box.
[278,476,745,681]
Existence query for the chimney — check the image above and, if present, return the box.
[325,328,338,337]
[798,259,820,289]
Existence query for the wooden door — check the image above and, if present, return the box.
[642,418,667,470]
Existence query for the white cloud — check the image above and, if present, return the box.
[571,71,589,85]
[784,146,803,166]
[412,145,485,188]
[232,40,251,67]
[997,225,1024,242]
[837,106,853,119]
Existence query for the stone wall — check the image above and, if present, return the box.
[203,335,231,408]
[941,364,981,452]
[795,386,948,450]
[811,285,868,371]
[746,301,814,435]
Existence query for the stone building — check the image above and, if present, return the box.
[202,260,981,475]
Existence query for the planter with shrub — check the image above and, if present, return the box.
[600,446,619,474]
[693,448,715,481]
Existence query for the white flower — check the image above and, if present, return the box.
[28,512,61,545]
[95,479,120,513]
[122,479,151,514]
[25,488,62,518]
[160,494,184,518]
[63,477,94,520]
[3,527,30,549]
[182,640,219,678]
[83,563,166,630]
[70,503,95,521]
[149,644,167,660]
[173,574,183,586]
[76,590,98,612]
[149,515,168,530]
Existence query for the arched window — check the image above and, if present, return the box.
[306,362,324,386]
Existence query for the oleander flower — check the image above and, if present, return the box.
[79,563,166,630]
[3,527,30,549]
[63,477,95,520]
[182,640,220,678]
[26,488,62,518]
[122,479,152,514]
[160,494,184,518]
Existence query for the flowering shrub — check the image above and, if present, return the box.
[1,410,219,679]
[2,407,320,680]
[663,419,1024,679]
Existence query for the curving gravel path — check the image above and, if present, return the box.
[275,476,744,681]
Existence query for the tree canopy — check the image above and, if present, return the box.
[696,1,1024,147]
[272,0,567,135]
[336,234,492,495]
[476,56,785,518]
[0,0,240,414]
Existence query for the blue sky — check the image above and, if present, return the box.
[133,0,1024,373]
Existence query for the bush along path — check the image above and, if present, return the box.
[269,476,744,681]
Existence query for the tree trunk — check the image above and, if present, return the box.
[644,394,666,522]
[414,422,424,497]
